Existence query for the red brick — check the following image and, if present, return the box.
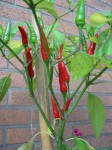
[16,0,28,8]
[99,95,112,106]
[11,72,26,88]
[0,129,3,145]
[56,7,72,22]
[89,83,112,93]
[55,0,69,8]
[91,135,112,148]
[101,0,112,6]
[86,0,111,12]
[10,90,35,106]
[0,109,30,125]
[106,109,112,120]
[0,54,7,68]
[68,108,88,122]
[9,57,23,70]
[0,4,31,22]
[32,109,39,123]
[63,124,73,138]
[6,128,32,144]
[2,148,18,150]
[1,0,14,4]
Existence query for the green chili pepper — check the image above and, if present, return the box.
[75,0,85,28]
[3,20,11,43]
[26,21,37,44]
[37,16,44,28]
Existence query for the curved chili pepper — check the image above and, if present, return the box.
[3,20,11,43]
[51,96,59,119]
[57,44,64,60]
[60,98,72,119]
[26,21,37,44]
[87,33,98,55]
[40,26,50,60]
[75,0,85,28]
[18,26,28,46]
[25,47,34,78]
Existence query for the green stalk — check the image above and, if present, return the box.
[78,26,83,49]
[0,37,24,65]
[47,18,57,38]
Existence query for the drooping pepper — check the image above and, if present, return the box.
[40,26,50,60]
[87,33,98,55]
[25,47,34,78]
[58,61,70,83]
[59,76,67,93]
[18,26,28,46]
[3,20,11,43]
[75,0,85,28]
[26,21,37,44]
[60,98,72,119]
[51,96,59,119]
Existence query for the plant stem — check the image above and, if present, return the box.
[0,38,24,65]
[70,78,86,100]
[47,18,57,38]
[78,26,82,50]
[89,67,108,84]
[58,3,78,19]
[67,85,88,116]
[58,119,66,140]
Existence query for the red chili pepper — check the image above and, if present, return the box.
[25,47,34,79]
[40,26,50,60]
[57,44,64,60]
[60,98,72,119]
[51,96,59,119]
[87,33,98,55]
[58,61,70,82]
[59,77,67,93]
[18,26,28,46]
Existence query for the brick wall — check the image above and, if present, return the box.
[0,0,112,149]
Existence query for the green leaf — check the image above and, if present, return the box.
[70,52,94,81]
[8,40,24,59]
[98,29,109,43]
[74,137,95,150]
[10,22,24,37]
[0,75,11,102]
[18,141,33,150]
[36,1,58,18]
[0,24,4,36]
[103,36,112,56]
[53,30,65,45]
[66,0,72,4]
[88,93,106,138]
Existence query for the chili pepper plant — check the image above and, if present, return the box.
[0,0,112,150]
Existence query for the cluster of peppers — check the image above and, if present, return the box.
[52,44,71,119]
[18,26,34,79]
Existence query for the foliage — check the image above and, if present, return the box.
[0,0,112,150]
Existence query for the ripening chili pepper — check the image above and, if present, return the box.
[51,96,59,119]
[40,26,50,60]
[25,47,34,78]
[26,21,37,44]
[75,0,85,28]
[18,26,28,46]
[87,33,98,55]
[3,20,11,43]
[57,44,64,60]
